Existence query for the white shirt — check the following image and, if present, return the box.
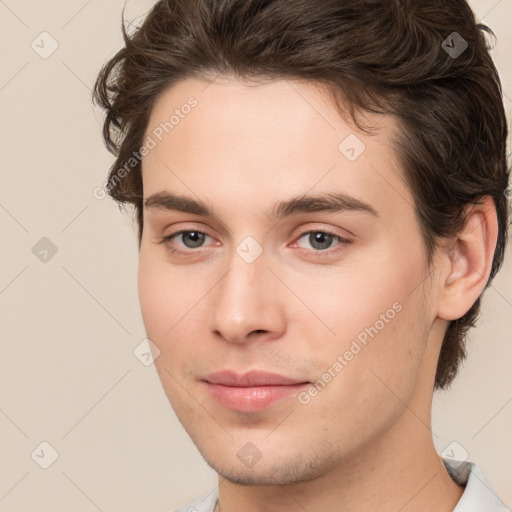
[174,458,510,512]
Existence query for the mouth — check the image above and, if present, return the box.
[202,370,310,413]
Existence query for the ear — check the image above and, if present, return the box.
[436,196,499,321]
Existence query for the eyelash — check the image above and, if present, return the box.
[158,228,351,258]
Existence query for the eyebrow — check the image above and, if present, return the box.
[144,190,379,220]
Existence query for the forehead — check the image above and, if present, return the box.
[141,77,412,223]
[145,76,399,148]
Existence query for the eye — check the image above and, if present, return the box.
[158,228,351,257]
[160,230,213,253]
[292,230,350,255]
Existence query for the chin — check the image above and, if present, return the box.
[198,444,340,487]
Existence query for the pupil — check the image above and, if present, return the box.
[311,232,332,250]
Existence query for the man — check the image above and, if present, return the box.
[92,0,511,510]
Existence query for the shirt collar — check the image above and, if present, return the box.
[442,458,510,511]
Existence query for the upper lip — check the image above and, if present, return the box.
[203,370,309,387]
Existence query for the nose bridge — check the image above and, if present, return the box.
[209,242,284,343]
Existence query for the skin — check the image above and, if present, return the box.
[137,76,498,511]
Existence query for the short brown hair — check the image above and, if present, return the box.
[92,0,510,390]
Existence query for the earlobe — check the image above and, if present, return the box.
[437,197,498,321]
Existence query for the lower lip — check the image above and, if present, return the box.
[205,382,309,412]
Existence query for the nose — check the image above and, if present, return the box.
[208,251,287,345]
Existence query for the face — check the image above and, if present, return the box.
[138,77,440,485]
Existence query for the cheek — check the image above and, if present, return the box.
[298,297,428,448]
[137,256,201,408]
[138,252,186,344]
[300,242,430,402]
[137,251,213,373]
[302,246,425,353]
[138,257,166,339]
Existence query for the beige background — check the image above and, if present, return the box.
[0,0,511,510]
